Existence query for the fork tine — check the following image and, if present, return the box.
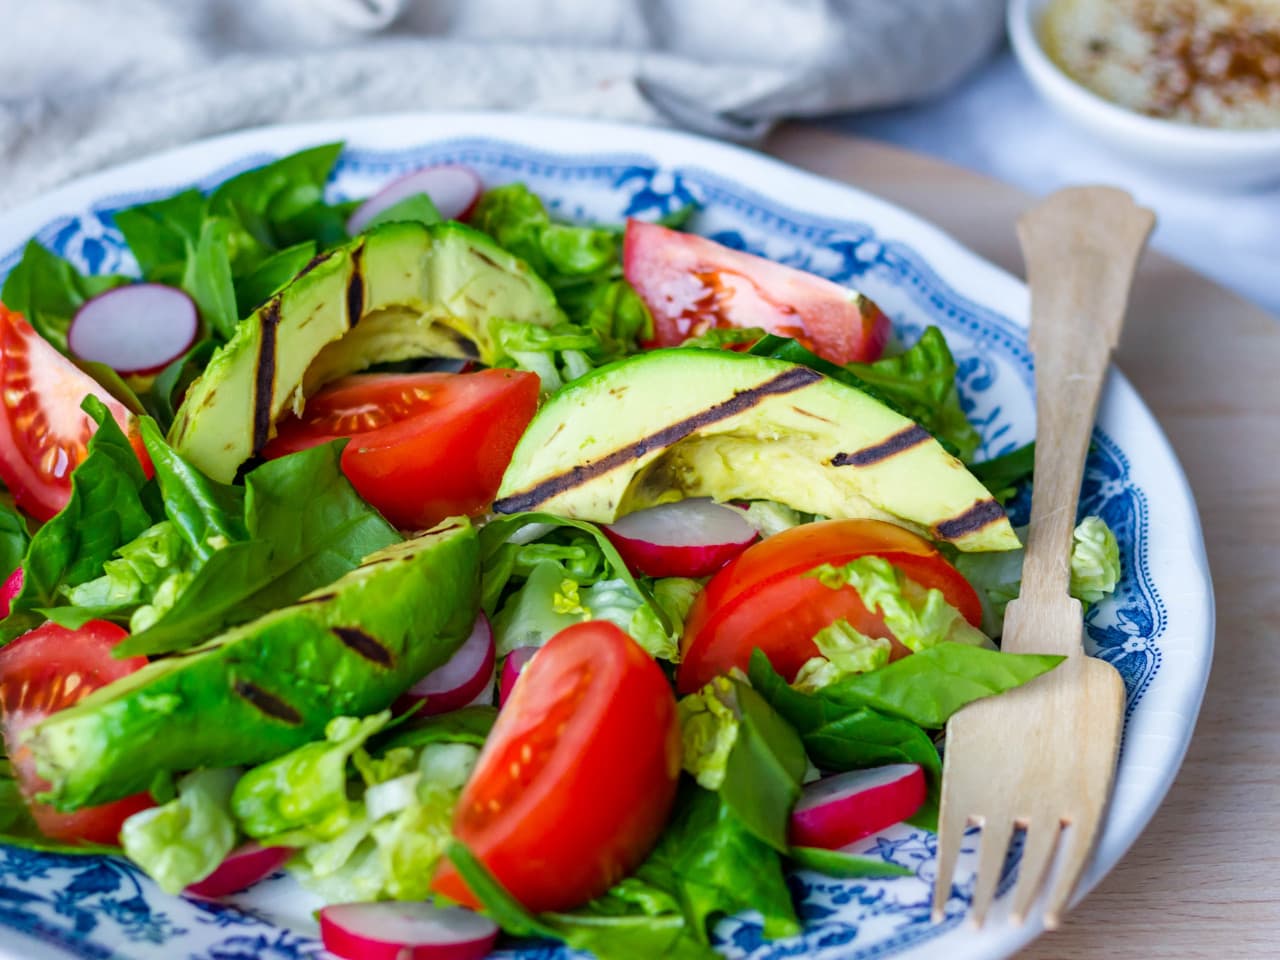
[930,792,969,921]
[970,814,1015,927]
[1010,817,1062,923]
[1043,820,1096,929]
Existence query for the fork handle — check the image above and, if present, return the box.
[1013,188,1154,618]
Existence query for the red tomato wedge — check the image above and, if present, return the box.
[432,621,681,913]
[0,621,154,845]
[262,370,540,530]
[0,305,148,522]
[677,519,983,694]
[623,220,891,365]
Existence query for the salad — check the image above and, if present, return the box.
[0,144,1122,960]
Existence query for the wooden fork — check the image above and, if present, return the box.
[930,187,1155,929]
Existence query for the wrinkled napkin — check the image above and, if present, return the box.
[0,0,1004,209]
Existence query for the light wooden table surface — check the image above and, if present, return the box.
[766,126,1280,959]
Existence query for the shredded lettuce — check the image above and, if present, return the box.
[1071,516,1122,604]
[63,522,193,628]
[793,621,892,693]
[677,678,740,790]
[120,768,239,894]
[811,556,988,656]
[650,577,703,635]
[732,501,816,538]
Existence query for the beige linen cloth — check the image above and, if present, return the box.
[0,0,1004,209]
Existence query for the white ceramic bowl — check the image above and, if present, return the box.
[1009,0,1280,187]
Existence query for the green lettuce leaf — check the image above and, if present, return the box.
[232,712,390,844]
[793,620,892,693]
[846,326,982,462]
[0,240,128,353]
[120,767,239,894]
[358,193,442,231]
[749,327,981,461]
[1,397,152,643]
[61,521,193,628]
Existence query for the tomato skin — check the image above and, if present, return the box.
[0,620,154,845]
[623,220,890,365]
[677,519,983,694]
[263,370,540,530]
[0,305,149,522]
[432,621,681,913]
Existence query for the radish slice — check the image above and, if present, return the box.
[68,284,198,376]
[184,843,293,899]
[320,901,498,960]
[398,615,494,716]
[347,165,483,233]
[0,568,22,619]
[603,498,758,578]
[499,645,539,707]
[789,764,926,850]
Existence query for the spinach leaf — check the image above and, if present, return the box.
[113,189,207,284]
[208,142,345,266]
[0,500,30,581]
[190,216,239,339]
[787,845,912,879]
[232,241,316,317]
[748,650,943,829]
[143,340,218,430]
[139,419,246,560]
[818,642,1063,728]
[358,193,442,231]
[0,240,127,352]
[116,441,400,656]
[970,441,1036,503]
[0,398,152,643]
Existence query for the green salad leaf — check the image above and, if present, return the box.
[1070,515,1122,604]
[969,441,1035,503]
[115,440,400,657]
[0,500,31,583]
[787,845,913,879]
[232,241,317,317]
[120,767,239,894]
[0,397,152,642]
[0,240,128,353]
[144,340,219,430]
[358,193,442,232]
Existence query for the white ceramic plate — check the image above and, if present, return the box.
[0,113,1213,960]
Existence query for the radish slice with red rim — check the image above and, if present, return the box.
[498,645,539,707]
[603,498,758,578]
[0,568,22,620]
[789,764,926,850]
[184,843,293,899]
[68,284,199,376]
[320,901,499,960]
[347,165,483,233]
[397,614,494,716]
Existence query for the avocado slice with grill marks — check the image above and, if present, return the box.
[169,220,563,483]
[494,349,1018,552]
[25,519,479,811]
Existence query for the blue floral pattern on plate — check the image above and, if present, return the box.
[0,136,1162,960]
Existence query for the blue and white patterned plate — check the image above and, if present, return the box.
[0,114,1213,960]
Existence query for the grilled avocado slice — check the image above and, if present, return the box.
[169,220,563,483]
[26,520,479,811]
[494,349,1018,552]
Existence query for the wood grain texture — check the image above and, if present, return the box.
[764,125,1280,958]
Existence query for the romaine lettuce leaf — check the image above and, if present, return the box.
[1071,516,1122,604]
[120,767,239,894]
[793,620,892,693]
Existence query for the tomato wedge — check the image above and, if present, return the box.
[0,305,148,522]
[677,519,983,694]
[432,621,681,913]
[263,370,540,530]
[0,621,154,845]
[623,220,891,365]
